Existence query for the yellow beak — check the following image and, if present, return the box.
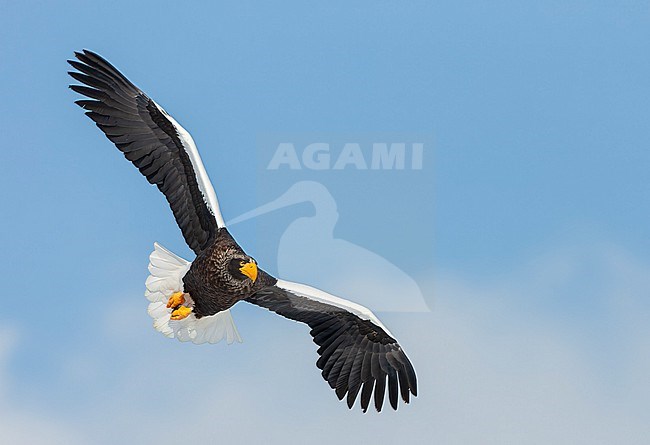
[239,261,258,282]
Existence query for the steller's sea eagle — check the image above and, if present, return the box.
[68,49,417,412]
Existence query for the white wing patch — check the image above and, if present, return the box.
[145,243,242,344]
[153,101,227,228]
[275,279,393,337]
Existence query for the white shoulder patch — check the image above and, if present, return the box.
[145,243,242,344]
[152,101,227,228]
[275,279,393,336]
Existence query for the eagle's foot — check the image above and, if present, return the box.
[170,305,192,320]
[166,292,186,309]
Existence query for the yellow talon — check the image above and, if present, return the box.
[167,292,185,309]
[170,305,192,320]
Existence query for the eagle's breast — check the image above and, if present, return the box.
[182,235,254,317]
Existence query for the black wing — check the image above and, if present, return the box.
[246,279,417,412]
[68,49,225,254]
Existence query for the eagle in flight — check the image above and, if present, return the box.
[68,50,417,412]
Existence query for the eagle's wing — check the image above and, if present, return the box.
[246,279,417,412]
[68,50,225,254]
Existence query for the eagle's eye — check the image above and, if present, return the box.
[239,260,245,267]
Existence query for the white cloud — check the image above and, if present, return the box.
[0,327,86,445]
[422,242,650,444]
[3,242,649,444]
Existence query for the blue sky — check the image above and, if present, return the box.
[1,1,649,443]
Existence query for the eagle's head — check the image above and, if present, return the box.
[228,256,258,283]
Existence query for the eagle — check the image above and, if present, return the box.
[68,50,417,412]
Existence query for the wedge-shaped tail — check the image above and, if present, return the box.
[145,243,242,344]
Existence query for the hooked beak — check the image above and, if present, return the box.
[239,261,258,282]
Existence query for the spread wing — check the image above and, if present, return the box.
[246,279,417,412]
[68,49,225,254]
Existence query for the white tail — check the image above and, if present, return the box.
[145,243,242,344]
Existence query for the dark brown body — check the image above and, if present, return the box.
[183,228,276,318]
